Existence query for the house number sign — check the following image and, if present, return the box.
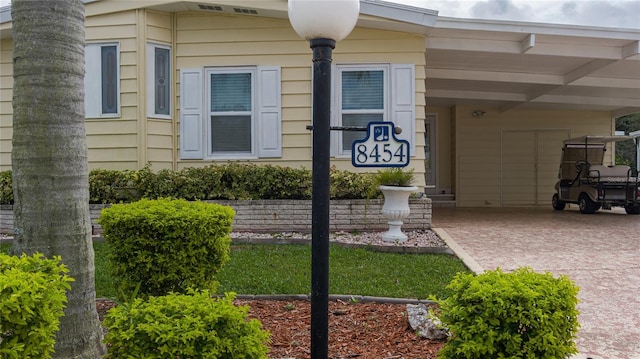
[351,122,410,167]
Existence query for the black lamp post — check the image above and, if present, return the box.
[288,1,359,358]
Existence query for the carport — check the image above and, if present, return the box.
[422,19,640,207]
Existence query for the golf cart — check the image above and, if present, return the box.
[552,135,640,214]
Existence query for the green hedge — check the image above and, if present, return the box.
[98,198,235,298]
[436,267,580,359]
[0,253,74,359]
[0,164,380,204]
[103,291,270,359]
[0,170,11,205]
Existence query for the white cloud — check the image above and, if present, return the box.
[398,0,640,29]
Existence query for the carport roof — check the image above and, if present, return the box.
[426,17,640,116]
[1,0,638,116]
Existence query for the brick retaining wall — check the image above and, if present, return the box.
[1,198,431,235]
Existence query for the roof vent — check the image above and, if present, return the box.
[198,4,223,11]
[233,7,258,15]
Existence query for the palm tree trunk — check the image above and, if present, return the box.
[11,0,105,357]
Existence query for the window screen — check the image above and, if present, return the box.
[341,70,384,150]
[101,45,118,114]
[342,70,383,110]
[154,47,170,115]
[210,72,252,153]
[211,73,251,112]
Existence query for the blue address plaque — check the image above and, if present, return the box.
[351,122,410,167]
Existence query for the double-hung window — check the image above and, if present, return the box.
[147,43,172,119]
[179,66,281,160]
[85,43,119,118]
[207,68,255,156]
[338,66,387,155]
[333,64,415,157]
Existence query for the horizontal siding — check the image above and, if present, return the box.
[86,118,138,167]
[87,134,137,148]
[86,25,137,40]
[147,10,172,44]
[89,161,138,171]
[147,119,173,135]
[0,39,12,170]
[147,148,173,163]
[0,153,11,170]
[147,26,172,44]
[84,10,137,26]
[175,11,427,185]
[88,148,138,162]
[85,9,140,170]
[146,11,175,170]
[147,119,173,169]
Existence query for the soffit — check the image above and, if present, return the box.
[425,18,640,116]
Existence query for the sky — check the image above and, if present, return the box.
[1,0,639,30]
[397,0,640,29]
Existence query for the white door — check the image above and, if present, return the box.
[501,129,570,206]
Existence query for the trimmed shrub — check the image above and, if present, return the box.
[0,170,12,204]
[436,267,580,359]
[98,198,235,298]
[0,253,74,359]
[330,168,379,199]
[103,291,270,359]
[89,167,152,204]
[0,164,386,204]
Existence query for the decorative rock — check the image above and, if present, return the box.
[406,304,450,340]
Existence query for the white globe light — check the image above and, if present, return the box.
[288,0,360,42]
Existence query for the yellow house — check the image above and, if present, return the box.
[1,0,638,207]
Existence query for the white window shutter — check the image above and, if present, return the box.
[179,68,204,159]
[391,64,415,156]
[330,63,337,157]
[84,45,101,118]
[257,66,282,158]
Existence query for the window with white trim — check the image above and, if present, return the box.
[85,43,120,118]
[179,66,282,160]
[338,66,387,155]
[207,68,255,156]
[147,43,172,119]
[332,63,415,157]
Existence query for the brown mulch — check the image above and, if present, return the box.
[96,299,445,359]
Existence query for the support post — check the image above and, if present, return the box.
[309,37,335,359]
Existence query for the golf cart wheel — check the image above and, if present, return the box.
[552,193,566,211]
[625,204,640,215]
[578,193,598,214]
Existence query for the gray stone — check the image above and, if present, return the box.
[406,304,450,340]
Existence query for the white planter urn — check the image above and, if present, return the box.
[379,185,419,242]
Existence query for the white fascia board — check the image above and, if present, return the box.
[534,94,640,107]
[435,16,640,41]
[360,0,438,28]
[1,0,100,24]
[426,36,632,60]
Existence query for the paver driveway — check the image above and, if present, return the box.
[431,206,640,359]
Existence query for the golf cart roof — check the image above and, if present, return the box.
[564,135,634,145]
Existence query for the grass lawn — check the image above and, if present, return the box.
[2,241,470,300]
